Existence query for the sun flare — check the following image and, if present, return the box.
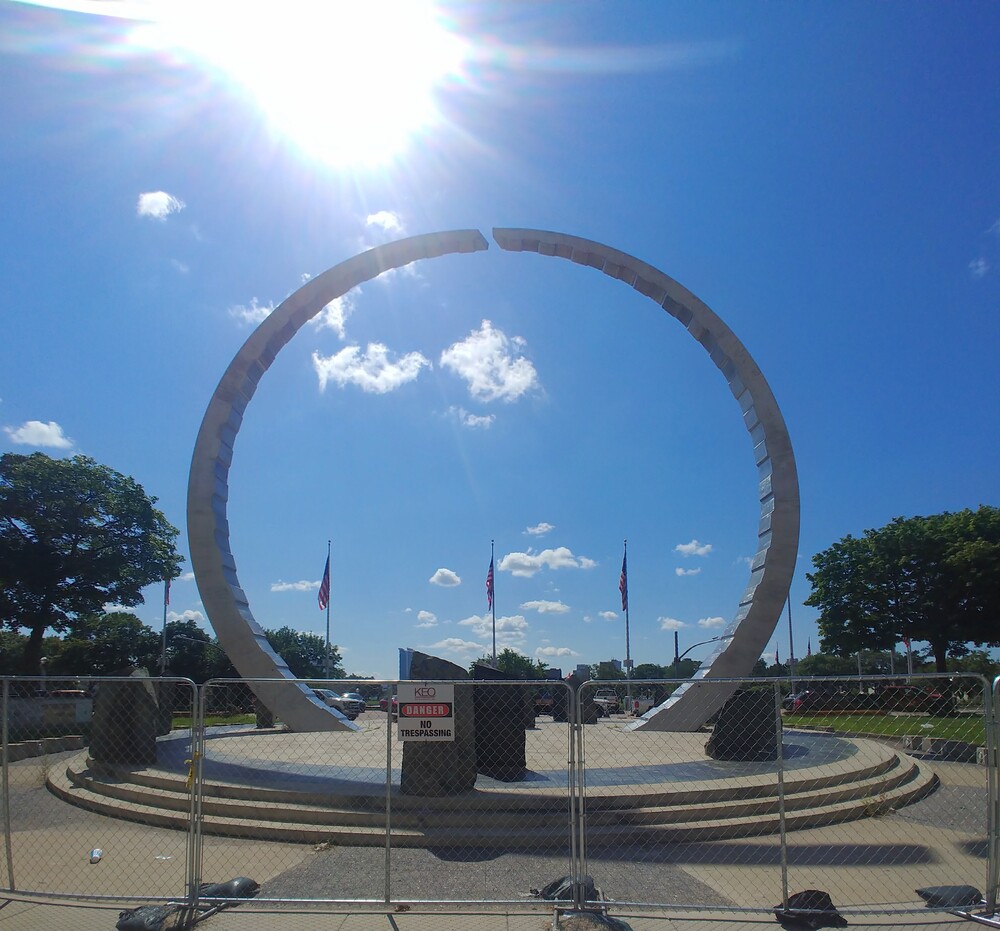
[22,0,467,168]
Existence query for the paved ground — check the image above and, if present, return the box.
[0,896,989,930]
[0,720,993,930]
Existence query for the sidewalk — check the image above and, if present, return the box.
[0,897,986,931]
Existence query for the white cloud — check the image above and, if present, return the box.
[4,420,73,449]
[697,616,726,629]
[137,190,185,220]
[447,406,495,429]
[312,294,357,339]
[736,555,754,568]
[658,617,686,630]
[459,613,528,645]
[178,572,195,582]
[171,259,190,274]
[429,568,461,587]
[365,210,405,236]
[103,603,138,615]
[499,547,596,578]
[599,611,618,621]
[969,257,990,278]
[312,343,430,394]
[439,320,539,403]
[675,567,702,577]
[536,646,579,658]
[167,609,205,624]
[270,580,319,592]
[520,600,570,614]
[229,298,274,325]
[525,522,554,536]
[675,539,713,557]
[429,637,485,655]
[416,610,438,628]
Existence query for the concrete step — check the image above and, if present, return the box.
[46,747,938,848]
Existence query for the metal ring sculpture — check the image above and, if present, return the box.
[187,228,798,733]
[492,230,799,730]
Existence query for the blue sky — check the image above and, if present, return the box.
[1,1,997,679]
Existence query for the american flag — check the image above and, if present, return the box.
[486,558,494,610]
[164,577,171,606]
[619,552,628,612]
[318,555,330,611]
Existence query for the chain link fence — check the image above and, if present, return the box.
[579,673,994,915]
[1,675,197,902]
[0,672,995,918]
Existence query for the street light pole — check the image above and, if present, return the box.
[675,634,734,675]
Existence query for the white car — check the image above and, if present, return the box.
[312,689,362,720]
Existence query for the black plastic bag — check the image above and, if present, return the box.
[533,874,596,901]
[116,904,191,931]
[198,876,259,900]
[774,889,847,928]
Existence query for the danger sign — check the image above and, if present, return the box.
[396,683,455,742]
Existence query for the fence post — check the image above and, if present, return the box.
[572,682,585,910]
[775,680,789,911]
[384,683,393,905]
[1,679,12,892]
[988,676,999,914]
[186,680,207,908]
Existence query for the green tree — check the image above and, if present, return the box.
[806,507,1000,671]
[264,626,344,679]
[161,619,238,682]
[50,611,160,676]
[0,453,181,674]
[793,652,860,677]
[470,647,549,679]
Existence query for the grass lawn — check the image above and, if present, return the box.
[171,713,255,729]
[783,712,984,744]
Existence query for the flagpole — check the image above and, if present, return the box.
[786,597,795,693]
[491,539,496,663]
[158,577,170,675]
[623,540,632,715]
[324,539,331,679]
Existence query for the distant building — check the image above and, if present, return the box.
[595,659,623,679]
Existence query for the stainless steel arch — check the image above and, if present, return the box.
[187,230,490,732]
[493,228,800,731]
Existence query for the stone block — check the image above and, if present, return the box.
[705,689,780,762]
[400,652,477,796]
[90,670,160,765]
[473,663,527,782]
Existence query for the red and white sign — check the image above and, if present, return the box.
[396,683,455,742]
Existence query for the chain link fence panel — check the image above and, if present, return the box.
[578,678,787,913]
[193,678,575,909]
[577,673,993,915]
[780,673,989,913]
[2,671,995,920]
[1,674,197,902]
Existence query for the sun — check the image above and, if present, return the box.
[159,1,465,167]
[22,0,467,168]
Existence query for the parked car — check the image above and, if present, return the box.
[312,689,362,720]
[875,684,955,716]
[782,688,877,713]
[534,690,555,715]
[593,689,621,714]
[341,691,366,712]
[379,696,398,714]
